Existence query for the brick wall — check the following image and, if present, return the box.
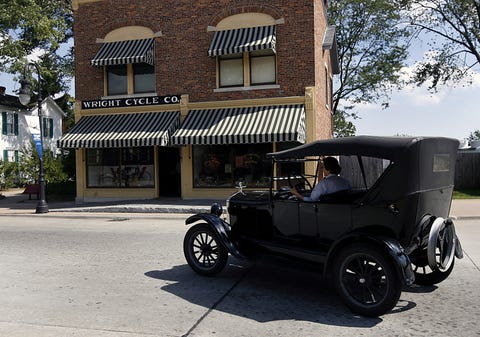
[75,0,323,98]
[74,0,332,139]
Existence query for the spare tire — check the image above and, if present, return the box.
[427,217,456,272]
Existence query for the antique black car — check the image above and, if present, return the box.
[183,136,463,316]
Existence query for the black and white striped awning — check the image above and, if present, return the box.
[171,105,305,145]
[208,25,276,57]
[91,38,154,66]
[57,111,179,148]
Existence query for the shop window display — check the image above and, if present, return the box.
[193,144,272,188]
[86,147,154,188]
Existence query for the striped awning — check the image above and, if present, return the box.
[57,111,179,148]
[208,25,276,57]
[91,38,154,66]
[171,105,305,145]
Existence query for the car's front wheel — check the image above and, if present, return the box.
[183,223,228,276]
[333,243,402,317]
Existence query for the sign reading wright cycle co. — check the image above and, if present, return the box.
[81,95,181,110]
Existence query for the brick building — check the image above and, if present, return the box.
[61,0,339,202]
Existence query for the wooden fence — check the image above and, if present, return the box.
[455,152,480,189]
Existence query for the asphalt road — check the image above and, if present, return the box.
[0,214,478,337]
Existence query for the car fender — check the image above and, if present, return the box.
[326,234,415,286]
[186,213,246,260]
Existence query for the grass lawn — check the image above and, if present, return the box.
[453,189,480,199]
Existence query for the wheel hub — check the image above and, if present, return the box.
[200,243,212,254]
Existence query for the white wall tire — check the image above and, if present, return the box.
[427,217,456,272]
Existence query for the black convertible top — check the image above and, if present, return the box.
[267,136,457,160]
[268,136,460,204]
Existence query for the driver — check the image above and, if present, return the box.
[290,156,351,201]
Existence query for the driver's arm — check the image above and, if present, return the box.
[290,186,305,201]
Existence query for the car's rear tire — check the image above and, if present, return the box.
[183,223,228,276]
[411,256,455,285]
[333,243,402,317]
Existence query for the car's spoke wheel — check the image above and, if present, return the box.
[411,256,454,285]
[183,223,228,276]
[427,217,456,272]
[333,244,402,317]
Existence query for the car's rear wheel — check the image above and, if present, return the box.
[333,243,402,317]
[183,223,228,276]
[411,256,454,285]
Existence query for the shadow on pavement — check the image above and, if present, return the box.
[144,256,406,327]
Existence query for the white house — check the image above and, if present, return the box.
[1,86,66,163]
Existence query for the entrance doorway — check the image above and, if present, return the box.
[158,147,181,197]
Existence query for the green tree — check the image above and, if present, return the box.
[0,161,20,189]
[468,129,480,140]
[328,0,411,137]
[332,110,357,138]
[18,143,68,185]
[0,0,73,70]
[404,0,480,89]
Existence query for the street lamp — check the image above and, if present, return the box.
[19,62,49,214]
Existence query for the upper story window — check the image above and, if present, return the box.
[2,111,18,136]
[133,63,155,93]
[107,65,128,95]
[209,14,279,89]
[42,117,54,139]
[219,53,244,87]
[91,26,156,96]
[250,49,276,85]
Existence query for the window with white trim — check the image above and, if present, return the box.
[1,111,18,136]
[218,50,276,88]
[3,149,18,163]
[42,117,54,139]
[106,63,155,96]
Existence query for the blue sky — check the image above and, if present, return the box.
[353,75,480,140]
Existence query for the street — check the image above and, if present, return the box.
[0,214,478,337]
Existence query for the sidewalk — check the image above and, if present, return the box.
[0,189,220,215]
[0,188,479,219]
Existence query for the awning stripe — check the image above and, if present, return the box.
[91,38,155,66]
[171,105,306,145]
[57,111,179,148]
[208,25,276,57]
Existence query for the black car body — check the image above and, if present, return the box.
[183,136,463,316]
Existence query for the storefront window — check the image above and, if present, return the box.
[86,147,154,188]
[193,144,272,188]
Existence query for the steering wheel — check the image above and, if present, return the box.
[288,173,313,193]
[275,173,313,200]
[275,185,292,200]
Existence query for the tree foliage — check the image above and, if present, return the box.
[0,0,72,68]
[404,0,480,89]
[332,110,357,138]
[0,0,73,100]
[328,0,411,137]
[468,129,480,140]
[18,142,69,185]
